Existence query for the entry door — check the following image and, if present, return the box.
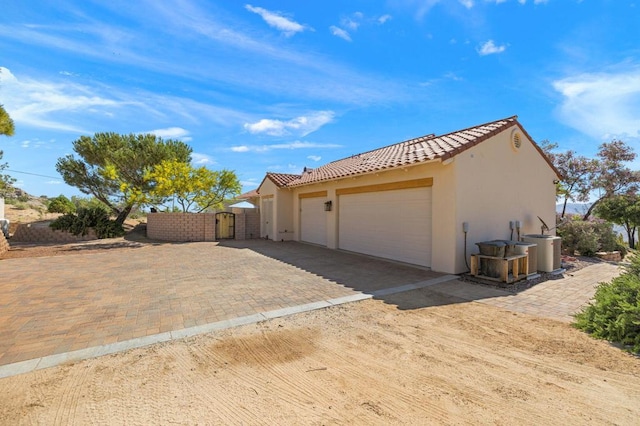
[261,198,273,239]
[216,212,235,239]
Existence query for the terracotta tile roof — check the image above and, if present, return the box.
[265,172,302,188]
[238,189,259,199]
[286,116,547,187]
[260,116,558,190]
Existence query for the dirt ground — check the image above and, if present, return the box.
[1,287,639,425]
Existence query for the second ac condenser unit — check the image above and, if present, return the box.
[521,235,561,273]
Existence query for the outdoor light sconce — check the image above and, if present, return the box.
[324,200,333,211]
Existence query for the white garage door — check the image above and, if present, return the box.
[300,196,327,246]
[338,187,432,267]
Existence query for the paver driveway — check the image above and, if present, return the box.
[0,239,621,378]
[0,240,443,367]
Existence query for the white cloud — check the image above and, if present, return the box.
[553,68,640,140]
[147,127,192,141]
[378,14,392,24]
[245,4,307,37]
[329,25,352,42]
[0,67,252,135]
[477,40,507,55]
[244,111,335,137]
[191,153,216,165]
[342,18,360,31]
[459,0,474,8]
[230,141,342,153]
[0,66,117,133]
[307,155,322,162]
[46,180,62,185]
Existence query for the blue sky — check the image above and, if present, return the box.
[1,0,639,198]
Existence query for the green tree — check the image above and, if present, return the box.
[147,159,241,212]
[0,105,15,137]
[0,152,16,197]
[584,140,640,220]
[56,133,192,225]
[48,194,77,214]
[541,141,598,219]
[0,105,16,196]
[595,194,640,249]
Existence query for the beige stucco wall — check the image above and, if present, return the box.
[451,126,557,273]
[260,125,557,274]
[258,178,296,241]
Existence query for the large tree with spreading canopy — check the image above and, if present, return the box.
[56,133,192,224]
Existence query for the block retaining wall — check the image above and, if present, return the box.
[147,210,260,242]
[595,251,622,262]
[0,232,9,254]
[12,222,98,243]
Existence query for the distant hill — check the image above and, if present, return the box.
[557,203,591,216]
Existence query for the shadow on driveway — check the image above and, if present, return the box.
[218,239,478,309]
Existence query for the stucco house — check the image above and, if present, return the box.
[256,116,559,274]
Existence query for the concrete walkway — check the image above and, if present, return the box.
[0,240,622,378]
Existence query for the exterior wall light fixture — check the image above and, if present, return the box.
[324,200,333,211]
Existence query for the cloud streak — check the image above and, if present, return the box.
[477,40,507,55]
[245,5,309,37]
[231,141,342,153]
[244,111,335,137]
[553,68,640,140]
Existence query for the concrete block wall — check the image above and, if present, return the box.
[235,213,246,241]
[147,213,215,242]
[147,210,261,242]
[243,209,260,240]
[12,223,98,243]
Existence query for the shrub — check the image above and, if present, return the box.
[558,216,620,256]
[11,201,29,210]
[48,194,76,214]
[70,196,110,213]
[574,258,640,354]
[50,207,125,239]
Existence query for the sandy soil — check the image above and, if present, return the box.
[1,288,639,425]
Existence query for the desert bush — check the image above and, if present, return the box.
[50,207,124,239]
[558,215,621,256]
[48,194,76,214]
[71,196,110,213]
[11,201,29,210]
[574,255,640,354]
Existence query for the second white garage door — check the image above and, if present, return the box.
[338,187,432,267]
[300,196,327,246]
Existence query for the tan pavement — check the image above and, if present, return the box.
[428,261,621,322]
[0,240,442,368]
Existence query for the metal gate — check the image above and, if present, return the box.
[215,212,235,240]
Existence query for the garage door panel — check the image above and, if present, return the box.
[300,197,327,246]
[338,188,431,267]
